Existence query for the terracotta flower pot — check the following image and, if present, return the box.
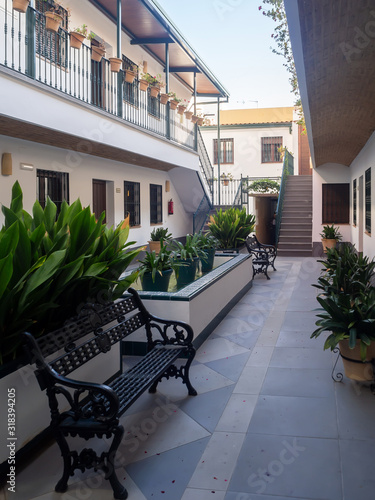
[70,31,85,50]
[91,45,105,62]
[191,115,199,124]
[160,93,169,105]
[197,117,204,126]
[45,11,63,33]
[170,99,179,110]
[184,110,193,120]
[150,86,160,98]
[109,57,122,73]
[321,238,337,253]
[124,69,136,84]
[339,340,375,381]
[222,179,229,186]
[177,105,186,115]
[139,79,149,92]
[12,0,29,13]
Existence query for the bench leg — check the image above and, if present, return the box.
[105,425,128,500]
[182,347,198,396]
[54,430,71,493]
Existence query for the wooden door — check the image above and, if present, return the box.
[92,179,106,223]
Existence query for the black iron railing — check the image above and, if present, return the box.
[275,151,294,245]
[1,3,196,151]
[193,193,212,234]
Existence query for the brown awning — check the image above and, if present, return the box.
[89,0,229,97]
[294,0,375,167]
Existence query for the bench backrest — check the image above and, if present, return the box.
[31,291,147,377]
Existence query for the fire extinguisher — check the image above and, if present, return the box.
[168,199,174,215]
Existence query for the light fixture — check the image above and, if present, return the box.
[1,153,12,176]
[165,180,170,192]
[20,163,34,171]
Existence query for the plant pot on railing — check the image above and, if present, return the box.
[45,11,63,33]
[70,31,85,50]
[139,79,149,92]
[124,69,136,84]
[160,93,169,105]
[184,110,193,121]
[170,99,179,110]
[177,105,186,116]
[13,0,29,13]
[91,45,106,62]
[197,117,204,126]
[150,86,160,98]
[109,57,122,73]
[191,114,199,124]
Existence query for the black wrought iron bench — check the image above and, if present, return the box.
[23,288,197,500]
[245,235,277,280]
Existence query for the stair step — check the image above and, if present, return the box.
[279,232,312,239]
[277,249,313,257]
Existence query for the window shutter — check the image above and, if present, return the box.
[322,184,349,224]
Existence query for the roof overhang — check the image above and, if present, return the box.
[89,0,229,98]
[285,0,375,168]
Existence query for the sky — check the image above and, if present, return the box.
[155,0,295,110]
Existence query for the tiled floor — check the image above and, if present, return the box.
[3,257,375,499]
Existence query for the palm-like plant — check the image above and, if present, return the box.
[207,208,255,249]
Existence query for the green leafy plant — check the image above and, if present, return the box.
[207,208,256,249]
[167,92,181,102]
[71,24,88,37]
[140,73,165,88]
[149,227,172,242]
[220,172,234,181]
[195,232,219,251]
[0,182,141,365]
[311,290,375,361]
[320,224,342,241]
[138,241,180,283]
[247,178,280,193]
[171,234,207,261]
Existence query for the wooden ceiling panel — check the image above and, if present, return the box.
[298,0,375,167]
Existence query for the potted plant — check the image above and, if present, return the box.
[171,234,207,287]
[70,24,88,50]
[177,99,189,115]
[207,207,256,250]
[167,92,181,110]
[197,113,205,126]
[44,2,69,33]
[109,56,123,73]
[320,224,342,253]
[88,32,106,62]
[159,93,170,105]
[124,63,137,83]
[220,172,234,186]
[312,244,375,381]
[12,0,30,13]
[138,242,177,292]
[196,232,219,272]
[141,73,165,98]
[148,227,172,254]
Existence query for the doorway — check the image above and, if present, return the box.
[92,179,106,223]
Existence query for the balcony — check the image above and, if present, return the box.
[0,2,197,151]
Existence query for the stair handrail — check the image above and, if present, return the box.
[197,128,214,199]
[275,150,294,246]
[193,193,213,234]
[232,175,243,207]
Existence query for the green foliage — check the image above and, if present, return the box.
[0,182,141,364]
[194,232,219,250]
[247,178,280,193]
[149,227,172,242]
[312,245,375,360]
[171,234,207,261]
[207,208,256,249]
[320,224,342,241]
[138,242,178,282]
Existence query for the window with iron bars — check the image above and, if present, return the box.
[35,0,69,68]
[353,178,357,226]
[37,169,69,214]
[148,91,161,119]
[213,138,234,164]
[122,56,139,107]
[124,181,140,227]
[150,184,162,224]
[261,137,283,163]
[365,168,371,233]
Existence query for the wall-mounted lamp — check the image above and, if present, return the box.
[20,163,34,171]
[165,180,170,192]
[1,153,12,176]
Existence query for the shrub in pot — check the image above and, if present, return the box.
[148,227,172,254]
[320,224,342,253]
[195,232,219,272]
[171,234,207,287]
[138,242,177,292]
[207,207,255,250]
[0,182,141,366]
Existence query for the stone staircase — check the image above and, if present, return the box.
[277,175,312,256]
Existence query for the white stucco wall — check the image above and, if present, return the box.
[0,136,192,243]
[200,124,294,179]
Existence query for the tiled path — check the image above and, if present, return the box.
[3,257,375,499]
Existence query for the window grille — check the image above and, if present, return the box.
[213,138,234,164]
[37,169,69,214]
[124,181,140,226]
[35,0,68,68]
[353,178,357,226]
[150,184,162,224]
[261,137,283,163]
[365,168,371,233]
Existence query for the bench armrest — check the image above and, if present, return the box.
[23,332,120,424]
